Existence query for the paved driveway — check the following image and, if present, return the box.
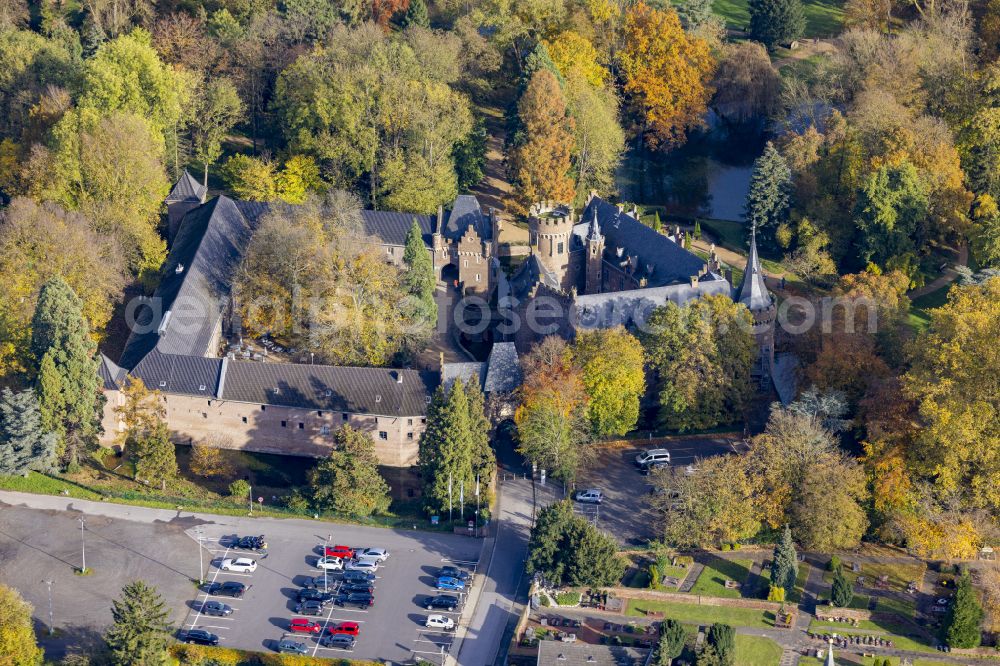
[575,437,740,545]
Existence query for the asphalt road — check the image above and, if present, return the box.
[575,437,740,545]
[0,492,483,664]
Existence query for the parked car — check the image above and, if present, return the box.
[289,618,323,634]
[425,614,455,630]
[294,599,325,616]
[205,581,245,598]
[334,592,374,609]
[316,556,344,571]
[438,566,469,581]
[424,595,460,611]
[574,488,603,504]
[328,622,360,637]
[297,588,334,604]
[183,629,219,646]
[302,576,336,593]
[342,570,376,584]
[635,449,671,470]
[220,557,257,573]
[319,634,355,650]
[357,547,389,562]
[202,600,233,616]
[236,535,267,550]
[344,559,378,573]
[436,576,466,592]
[324,545,355,560]
[339,582,374,594]
[276,639,309,655]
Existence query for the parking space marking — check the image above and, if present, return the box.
[187,624,231,630]
[185,545,232,636]
[212,571,254,577]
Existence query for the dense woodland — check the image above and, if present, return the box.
[0,0,996,599]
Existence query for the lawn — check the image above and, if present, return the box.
[0,471,102,500]
[698,218,746,253]
[624,598,775,628]
[735,635,783,666]
[908,282,952,331]
[712,0,846,36]
[822,561,927,593]
[690,558,755,599]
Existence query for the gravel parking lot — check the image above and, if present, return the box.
[182,524,482,664]
[0,501,483,664]
[574,437,740,545]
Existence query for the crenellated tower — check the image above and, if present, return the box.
[584,206,604,294]
[528,201,576,291]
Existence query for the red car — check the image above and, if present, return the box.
[289,618,323,634]
[328,621,360,637]
[324,545,355,559]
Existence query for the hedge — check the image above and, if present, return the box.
[170,644,382,666]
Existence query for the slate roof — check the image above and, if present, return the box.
[483,342,521,393]
[573,277,732,331]
[118,196,269,369]
[443,195,490,241]
[509,255,561,300]
[441,362,486,391]
[360,210,435,247]
[536,641,648,666]
[735,226,773,311]
[166,170,207,204]
[220,361,436,416]
[98,353,127,391]
[581,197,706,288]
[130,349,223,397]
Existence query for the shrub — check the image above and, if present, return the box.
[768,585,786,602]
[228,479,250,501]
[831,569,853,607]
[829,555,841,572]
[649,564,661,590]
[721,543,732,551]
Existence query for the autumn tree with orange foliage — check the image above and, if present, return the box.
[372,0,409,27]
[619,2,715,149]
[514,336,591,482]
[510,69,576,212]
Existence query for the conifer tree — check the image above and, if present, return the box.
[944,573,984,648]
[707,624,735,666]
[402,219,437,327]
[656,619,687,665]
[771,524,799,595]
[675,0,716,29]
[831,567,853,607]
[132,422,177,491]
[30,277,103,468]
[744,142,792,249]
[402,0,429,27]
[0,388,58,475]
[419,382,474,516]
[311,425,392,517]
[465,376,495,486]
[748,0,806,48]
[105,580,171,666]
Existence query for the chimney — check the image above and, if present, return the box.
[630,204,639,218]
[175,263,185,274]
[437,204,444,232]
[616,203,624,214]
[587,189,598,204]
[690,275,698,287]
[396,371,403,384]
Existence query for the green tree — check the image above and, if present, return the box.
[104,580,171,666]
[674,0,716,29]
[564,73,625,202]
[771,524,799,595]
[311,425,392,517]
[401,219,437,327]
[745,142,792,250]
[132,422,177,491]
[191,77,243,188]
[402,0,429,27]
[748,0,805,48]
[0,388,58,475]
[229,478,250,501]
[707,624,735,666]
[643,296,755,431]
[831,568,853,607]
[971,195,1000,268]
[854,161,929,269]
[454,117,488,192]
[656,618,687,665]
[526,500,626,587]
[572,327,645,437]
[944,573,984,648]
[30,277,103,468]
[698,643,723,666]
[0,584,43,665]
[464,376,496,489]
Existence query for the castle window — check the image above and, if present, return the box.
[281,420,287,427]
[463,260,468,268]
[407,432,414,440]
[378,431,388,440]
[261,405,266,411]
[342,412,348,421]
[242,416,248,424]
[407,418,413,426]
[557,241,564,254]
[320,425,330,436]
[202,413,208,419]
[298,422,304,429]
[476,273,480,281]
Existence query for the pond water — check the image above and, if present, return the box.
[616,113,766,222]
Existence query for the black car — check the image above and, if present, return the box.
[183,629,219,646]
[202,600,233,616]
[205,581,245,598]
[297,588,334,604]
[237,535,267,550]
[334,592,374,609]
[438,566,470,581]
[294,599,325,616]
[341,570,376,584]
[302,576,336,592]
[320,634,356,650]
[424,594,460,611]
[339,582,374,594]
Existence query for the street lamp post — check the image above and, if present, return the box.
[41,580,53,635]
[194,529,205,585]
[78,517,86,573]
[324,534,332,590]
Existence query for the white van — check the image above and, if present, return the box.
[634,449,671,471]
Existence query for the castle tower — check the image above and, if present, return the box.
[735,225,776,379]
[528,201,576,291]
[584,206,604,294]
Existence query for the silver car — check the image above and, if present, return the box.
[574,489,603,504]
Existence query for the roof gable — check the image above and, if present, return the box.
[166,170,207,204]
[735,227,772,311]
[443,195,489,241]
[360,210,435,247]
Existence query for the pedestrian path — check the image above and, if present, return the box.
[678,563,704,593]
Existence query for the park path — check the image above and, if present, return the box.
[909,244,969,299]
[470,94,513,215]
